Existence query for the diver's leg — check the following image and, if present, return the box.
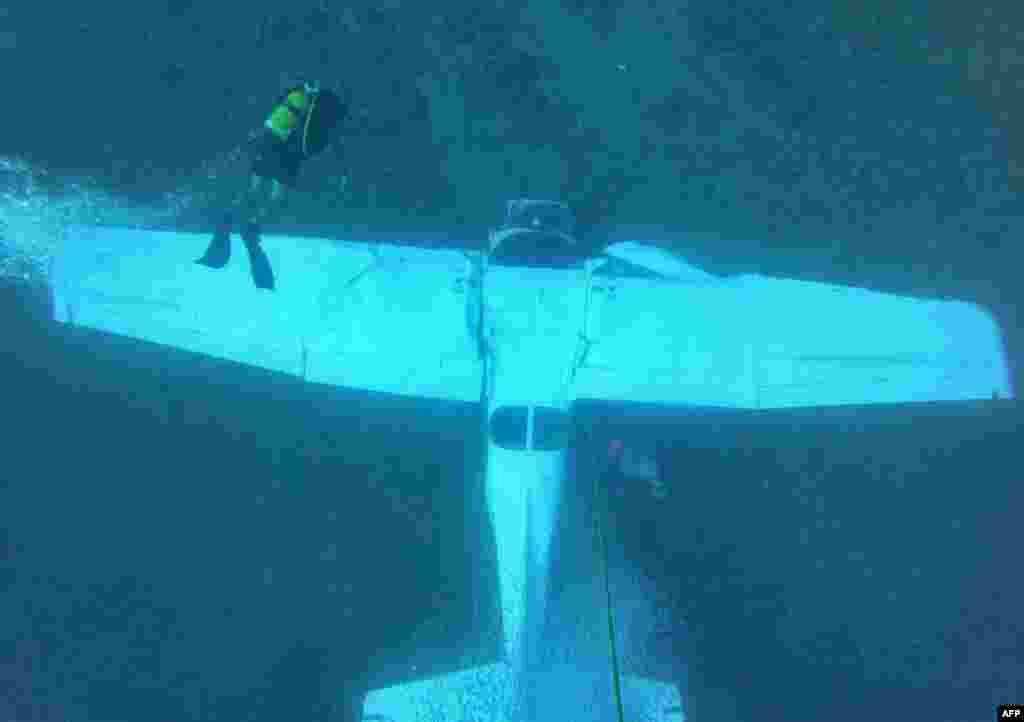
[256,179,287,224]
[238,170,295,289]
[196,171,264,270]
[196,209,233,269]
[243,174,270,224]
[240,182,276,290]
[242,176,287,226]
[270,179,286,205]
[241,220,276,290]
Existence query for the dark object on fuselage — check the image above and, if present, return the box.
[489,198,581,269]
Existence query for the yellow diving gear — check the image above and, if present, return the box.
[264,88,313,143]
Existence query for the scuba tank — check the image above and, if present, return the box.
[263,80,347,158]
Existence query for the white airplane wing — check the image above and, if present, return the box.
[51,225,483,402]
[574,243,1013,408]
[52,227,1012,410]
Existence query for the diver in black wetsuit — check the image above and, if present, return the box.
[196,79,347,290]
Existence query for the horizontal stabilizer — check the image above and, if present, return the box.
[620,674,686,722]
[361,664,684,722]
[363,663,511,722]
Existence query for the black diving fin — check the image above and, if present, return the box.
[241,221,276,290]
[196,212,233,269]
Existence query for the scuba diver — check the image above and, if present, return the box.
[196,79,347,290]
